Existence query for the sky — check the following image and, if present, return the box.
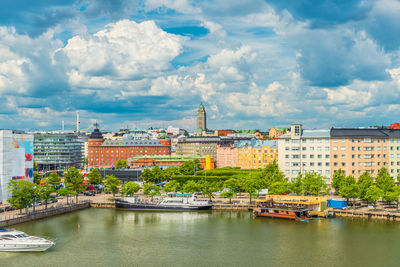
[1,0,400,132]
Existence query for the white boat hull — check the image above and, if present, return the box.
[0,242,54,252]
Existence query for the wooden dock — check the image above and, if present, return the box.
[90,202,115,208]
[212,204,256,210]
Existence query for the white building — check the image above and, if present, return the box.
[0,130,34,204]
[278,124,331,183]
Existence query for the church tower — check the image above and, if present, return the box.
[196,103,207,132]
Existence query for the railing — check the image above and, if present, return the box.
[0,201,90,227]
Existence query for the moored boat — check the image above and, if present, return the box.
[253,200,312,221]
[115,193,212,211]
[0,229,55,252]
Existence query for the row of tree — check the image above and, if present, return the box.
[332,168,400,206]
[8,167,122,212]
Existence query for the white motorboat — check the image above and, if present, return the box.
[0,229,55,252]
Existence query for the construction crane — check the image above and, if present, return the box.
[81,124,95,132]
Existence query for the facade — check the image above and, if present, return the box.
[216,143,237,168]
[0,130,34,204]
[269,128,286,138]
[278,124,331,182]
[196,103,207,132]
[131,155,216,170]
[235,139,278,169]
[388,131,400,176]
[34,132,83,171]
[330,128,389,178]
[176,136,220,159]
[87,127,171,169]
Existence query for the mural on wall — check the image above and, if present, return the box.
[12,138,34,180]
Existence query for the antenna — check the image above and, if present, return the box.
[62,120,65,131]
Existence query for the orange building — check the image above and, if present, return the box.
[88,127,171,169]
[131,155,216,169]
[330,128,389,178]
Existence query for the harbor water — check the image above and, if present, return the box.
[1,208,400,266]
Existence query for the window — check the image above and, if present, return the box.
[310,155,314,158]
[292,163,300,167]
[285,162,289,166]
[318,163,322,166]
[302,155,306,159]
[285,147,289,151]
[310,147,315,151]
[325,146,330,151]
[341,162,345,166]
[352,147,355,151]
[318,139,322,143]
[342,139,346,142]
[341,146,346,151]
[294,126,300,136]
[285,155,289,158]
[302,147,306,151]
[326,162,330,166]
[292,154,300,159]
[325,155,330,159]
[333,155,338,158]
[310,162,314,166]
[333,139,338,143]
[333,146,338,151]
[317,146,322,151]
[292,147,300,151]
[334,162,338,166]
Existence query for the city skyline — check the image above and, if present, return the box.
[1,1,400,131]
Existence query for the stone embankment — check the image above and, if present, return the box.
[0,201,90,227]
[333,209,400,221]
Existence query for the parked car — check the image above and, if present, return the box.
[84,191,95,196]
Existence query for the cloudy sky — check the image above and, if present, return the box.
[1,0,400,132]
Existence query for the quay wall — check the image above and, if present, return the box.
[334,209,400,221]
[0,202,90,227]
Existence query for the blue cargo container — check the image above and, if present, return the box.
[327,200,348,209]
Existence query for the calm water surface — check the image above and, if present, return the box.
[1,208,400,267]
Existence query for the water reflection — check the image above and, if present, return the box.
[3,209,400,267]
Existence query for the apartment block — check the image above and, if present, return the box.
[235,139,278,169]
[330,128,390,178]
[278,124,331,182]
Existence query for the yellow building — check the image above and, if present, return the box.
[236,139,278,169]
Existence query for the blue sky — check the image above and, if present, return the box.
[1,0,400,132]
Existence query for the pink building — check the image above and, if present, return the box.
[216,144,237,168]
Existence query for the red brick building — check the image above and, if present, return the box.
[88,128,171,169]
[131,155,216,169]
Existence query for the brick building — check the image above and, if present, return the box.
[87,127,171,169]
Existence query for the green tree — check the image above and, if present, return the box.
[104,175,121,197]
[47,172,61,189]
[220,191,236,204]
[376,168,395,193]
[182,180,201,194]
[364,186,383,209]
[357,172,374,201]
[258,162,286,189]
[179,160,202,175]
[33,172,42,185]
[289,174,303,195]
[140,169,155,183]
[115,159,128,169]
[338,175,359,206]
[163,180,180,193]
[121,182,141,197]
[151,166,164,183]
[58,186,74,205]
[239,175,262,204]
[302,172,328,196]
[7,180,34,214]
[199,181,217,200]
[87,168,103,185]
[332,169,346,193]
[224,178,241,194]
[143,183,161,201]
[268,181,290,195]
[37,183,55,209]
[163,166,180,180]
[65,167,86,202]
